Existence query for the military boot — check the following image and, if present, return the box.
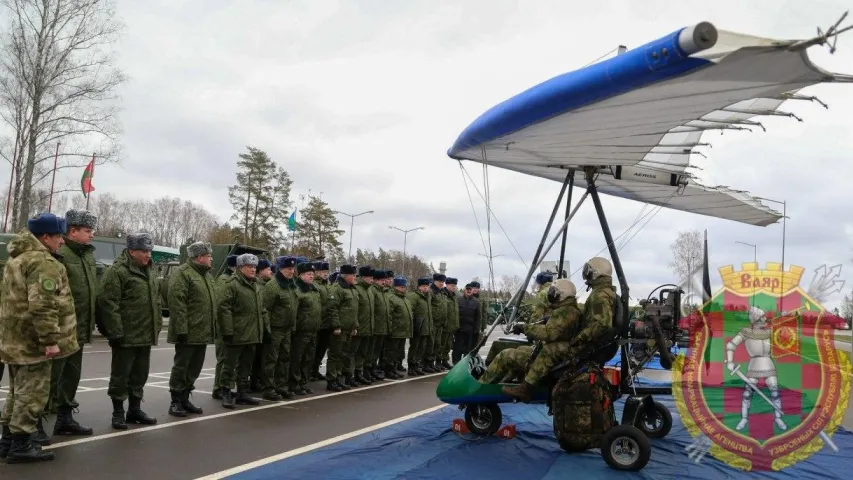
[54,406,93,436]
[344,376,359,388]
[262,390,283,401]
[337,376,351,390]
[326,380,342,392]
[302,385,314,394]
[0,425,11,459]
[126,397,158,425]
[423,361,436,374]
[384,368,401,380]
[212,388,222,400]
[355,370,371,385]
[220,388,235,409]
[111,398,127,430]
[277,389,296,400]
[396,363,406,373]
[30,417,50,446]
[235,389,261,406]
[5,434,55,464]
[441,360,453,370]
[168,391,187,417]
[372,368,386,380]
[181,391,203,414]
[502,382,534,403]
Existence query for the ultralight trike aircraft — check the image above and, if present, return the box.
[435,16,852,472]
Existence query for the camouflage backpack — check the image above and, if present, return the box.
[551,362,617,452]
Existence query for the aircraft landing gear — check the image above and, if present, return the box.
[622,395,674,440]
[601,425,652,471]
[463,403,502,436]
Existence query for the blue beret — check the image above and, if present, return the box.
[417,278,430,286]
[226,255,238,268]
[256,259,272,271]
[276,256,296,269]
[393,276,408,287]
[27,213,66,236]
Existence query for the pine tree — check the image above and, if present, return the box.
[227,147,293,250]
[291,194,344,258]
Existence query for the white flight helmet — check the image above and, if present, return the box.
[582,257,613,283]
[546,278,577,305]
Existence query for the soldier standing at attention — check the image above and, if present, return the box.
[386,276,413,378]
[442,278,460,368]
[250,258,274,392]
[428,273,448,372]
[217,254,268,409]
[47,209,98,438]
[166,241,216,417]
[368,270,390,380]
[290,261,322,395]
[261,256,298,401]
[407,278,432,375]
[310,261,331,381]
[352,266,375,385]
[324,264,359,391]
[0,213,77,463]
[99,233,162,430]
[211,254,238,399]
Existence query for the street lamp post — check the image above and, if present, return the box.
[755,196,787,297]
[333,210,374,259]
[389,226,424,277]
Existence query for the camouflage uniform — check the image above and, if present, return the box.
[522,297,583,385]
[311,271,330,380]
[441,283,459,368]
[369,278,390,378]
[525,281,552,320]
[0,230,79,440]
[262,269,298,400]
[325,275,358,389]
[167,259,217,414]
[387,286,413,372]
[477,345,535,384]
[552,362,617,452]
[211,269,234,396]
[290,274,322,394]
[427,282,447,371]
[352,276,374,384]
[406,287,432,374]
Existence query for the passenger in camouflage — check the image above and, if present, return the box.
[386,276,413,375]
[310,261,331,381]
[324,264,358,391]
[406,278,432,375]
[477,345,535,384]
[260,256,298,401]
[217,253,269,409]
[211,254,238,399]
[525,271,554,320]
[351,266,375,385]
[249,258,274,391]
[427,274,447,372]
[0,213,77,463]
[166,241,217,417]
[99,233,163,429]
[48,209,98,438]
[368,270,391,379]
[290,262,323,394]
[441,278,459,369]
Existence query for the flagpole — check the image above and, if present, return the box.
[47,143,60,212]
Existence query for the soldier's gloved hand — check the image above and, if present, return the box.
[511,323,525,335]
[176,334,188,344]
[223,335,234,344]
[108,337,123,348]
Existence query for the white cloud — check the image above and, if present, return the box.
[36,0,853,309]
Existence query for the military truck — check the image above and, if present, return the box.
[158,242,271,318]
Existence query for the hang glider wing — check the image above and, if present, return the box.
[447,21,852,227]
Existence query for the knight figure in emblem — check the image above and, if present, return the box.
[725,306,787,431]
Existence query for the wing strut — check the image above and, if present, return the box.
[557,169,575,278]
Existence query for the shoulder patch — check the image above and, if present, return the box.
[41,278,57,293]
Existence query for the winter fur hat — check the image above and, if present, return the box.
[432,273,446,282]
[318,262,330,271]
[373,270,389,280]
[469,281,481,289]
[340,264,357,275]
[65,209,97,230]
[28,213,66,236]
[226,255,238,268]
[417,278,430,287]
[276,256,296,269]
[385,270,394,278]
[126,233,153,251]
[393,276,408,287]
[256,259,272,272]
[358,265,373,277]
[236,253,258,268]
[186,241,212,258]
[446,277,458,285]
[297,262,315,274]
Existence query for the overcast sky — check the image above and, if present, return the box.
[49,0,853,308]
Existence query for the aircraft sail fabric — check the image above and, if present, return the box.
[447,22,851,227]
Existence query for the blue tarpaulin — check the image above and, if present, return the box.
[227,392,852,480]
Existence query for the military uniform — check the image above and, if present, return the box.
[166,242,217,417]
[0,216,78,463]
[311,262,331,381]
[453,286,480,363]
[427,275,447,372]
[324,265,359,391]
[407,279,432,375]
[369,271,391,379]
[211,255,237,398]
[249,259,273,392]
[442,278,460,368]
[99,233,162,429]
[217,254,268,408]
[290,263,322,394]
[352,267,375,385]
[387,277,413,374]
[260,257,298,401]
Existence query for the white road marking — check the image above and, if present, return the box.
[193,404,446,479]
[42,371,445,451]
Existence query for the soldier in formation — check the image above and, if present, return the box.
[250,258,274,391]
[352,267,375,385]
[290,261,322,395]
[261,256,297,400]
[311,261,331,381]
[211,254,238,398]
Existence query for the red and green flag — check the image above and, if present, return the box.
[81,157,95,197]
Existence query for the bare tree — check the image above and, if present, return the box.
[668,229,703,284]
[841,290,853,321]
[0,0,127,229]
[498,274,523,299]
